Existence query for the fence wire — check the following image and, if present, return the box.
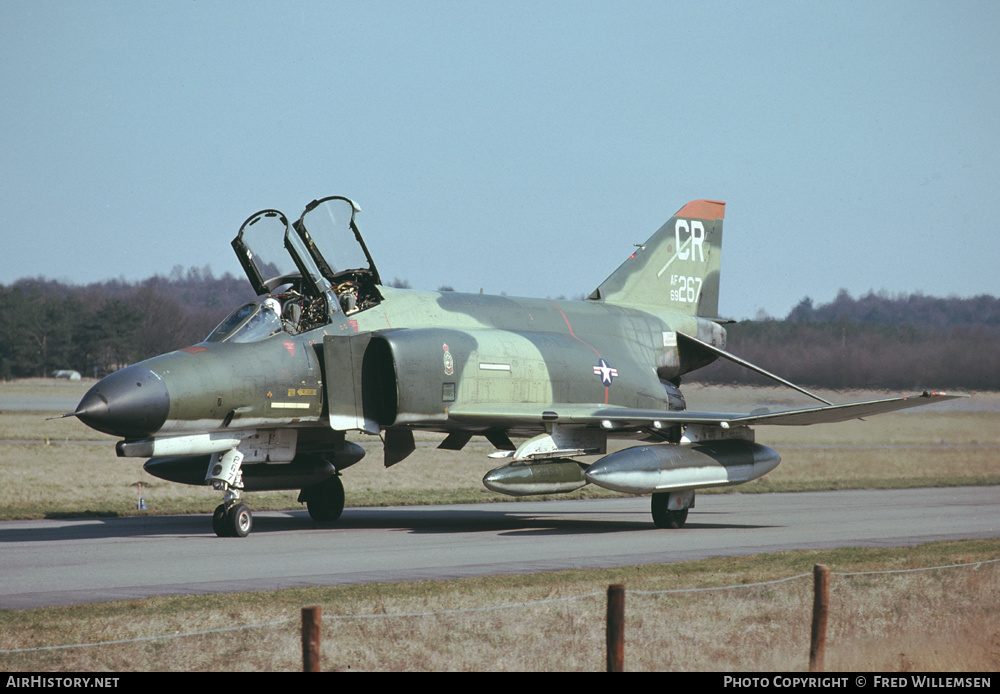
[2,557,997,655]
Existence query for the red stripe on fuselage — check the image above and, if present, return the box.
[545,300,609,404]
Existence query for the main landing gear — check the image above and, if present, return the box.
[650,490,693,529]
[299,475,345,523]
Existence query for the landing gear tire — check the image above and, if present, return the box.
[213,502,252,537]
[228,503,253,538]
[212,504,231,537]
[305,475,345,522]
[651,494,688,529]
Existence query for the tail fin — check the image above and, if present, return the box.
[588,199,725,317]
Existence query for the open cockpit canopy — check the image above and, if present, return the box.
[232,196,383,317]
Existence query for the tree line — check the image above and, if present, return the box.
[1,275,997,391]
[691,291,1000,391]
[0,269,254,379]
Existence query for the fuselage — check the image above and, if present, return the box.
[75,286,725,443]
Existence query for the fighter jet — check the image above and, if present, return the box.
[68,195,965,537]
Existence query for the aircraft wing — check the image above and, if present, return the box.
[447,391,968,430]
[710,391,969,426]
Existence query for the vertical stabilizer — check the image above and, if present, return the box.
[588,200,725,317]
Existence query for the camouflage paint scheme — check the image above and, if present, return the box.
[71,196,964,536]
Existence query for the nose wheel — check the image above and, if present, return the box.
[213,501,253,537]
[206,449,252,537]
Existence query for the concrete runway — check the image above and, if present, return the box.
[1,486,997,609]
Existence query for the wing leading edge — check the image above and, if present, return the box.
[446,391,968,431]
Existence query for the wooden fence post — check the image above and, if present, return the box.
[606,584,625,672]
[810,564,830,672]
[302,606,321,672]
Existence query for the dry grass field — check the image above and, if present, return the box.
[1,542,997,672]
[1,380,997,671]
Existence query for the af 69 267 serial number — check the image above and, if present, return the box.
[670,275,702,303]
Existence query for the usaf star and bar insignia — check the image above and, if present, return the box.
[593,358,618,386]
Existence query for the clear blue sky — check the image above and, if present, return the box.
[2,1,997,320]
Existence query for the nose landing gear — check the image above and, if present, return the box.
[213,499,253,538]
[207,449,252,537]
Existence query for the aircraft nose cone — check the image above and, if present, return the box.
[75,365,169,438]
